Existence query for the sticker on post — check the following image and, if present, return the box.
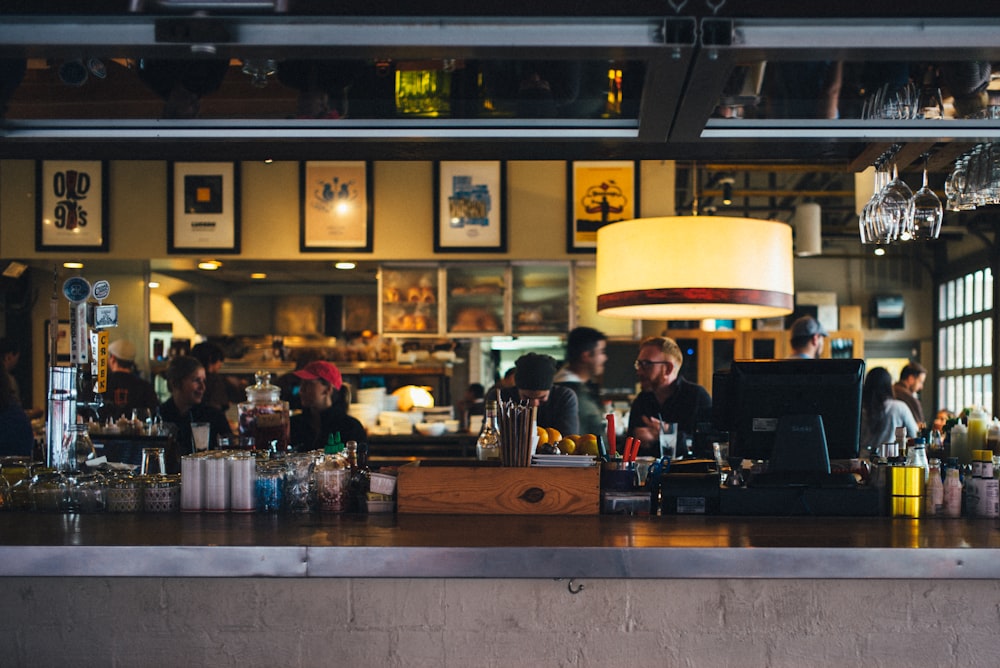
[92,280,110,303]
[63,276,91,303]
[91,304,118,329]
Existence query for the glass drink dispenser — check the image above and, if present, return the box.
[238,371,290,454]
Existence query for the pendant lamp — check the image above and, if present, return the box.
[595,216,795,320]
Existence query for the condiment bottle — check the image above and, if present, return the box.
[345,440,370,512]
[925,460,943,517]
[238,371,291,453]
[943,464,963,518]
[950,422,969,466]
[987,419,1000,464]
[476,400,500,461]
[905,437,929,481]
[980,451,999,519]
[967,407,989,454]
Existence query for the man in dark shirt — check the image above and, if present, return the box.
[893,361,927,429]
[103,339,159,419]
[498,352,579,438]
[627,336,712,457]
[553,326,607,438]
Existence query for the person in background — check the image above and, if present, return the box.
[289,360,366,452]
[932,408,955,433]
[159,356,232,454]
[553,326,608,438]
[0,366,33,457]
[190,341,234,413]
[276,348,325,412]
[628,336,712,457]
[458,382,486,432]
[787,315,828,359]
[0,337,21,405]
[103,339,159,419]
[498,352,579,437]
[860,366,918,452]
[499,366,517,390]
[893,361,927,429]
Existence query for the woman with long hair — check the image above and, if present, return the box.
[860,366,918,452]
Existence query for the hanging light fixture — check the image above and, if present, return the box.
[596,215,795,320]
[792,202,822,257]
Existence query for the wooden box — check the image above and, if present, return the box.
[396,462,600,515]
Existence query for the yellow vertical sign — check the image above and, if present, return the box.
[94,330,109,394]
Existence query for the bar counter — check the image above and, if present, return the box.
[2,511,999,580]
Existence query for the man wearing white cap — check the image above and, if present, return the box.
[104,339,159,419]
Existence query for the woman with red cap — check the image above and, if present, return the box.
[289,360,366,452]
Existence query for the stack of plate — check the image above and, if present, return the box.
[530,454,598,467]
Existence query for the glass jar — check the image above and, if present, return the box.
[142,474,180,513]
[30,469,70,512]
[255,461,284,512]
[68,472,107,513]
[283,453,314,513]
[238,371,290,454]
[63,423,96,472]
[312,454,348,513]
[106,472,143,513]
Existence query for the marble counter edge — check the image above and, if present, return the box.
[1,544,997,579]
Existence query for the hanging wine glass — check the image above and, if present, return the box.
[911,155,943,241]
[876,162,913,242]
[862,160,890,244]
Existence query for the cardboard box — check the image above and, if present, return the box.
[397,462,600,515]
[839,305,862,331]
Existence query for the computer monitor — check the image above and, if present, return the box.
[712,359,865,468]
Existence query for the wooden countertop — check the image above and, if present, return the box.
[1,512,998,580]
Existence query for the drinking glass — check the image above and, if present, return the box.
[140,447,166,476]
[911,160,943,241]
[878,163,914,242]
[191,422,211,453]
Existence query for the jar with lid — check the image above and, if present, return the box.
[905,437,930,481]
[313,453,349,513]
[238,371,290,454]
[143,474,181,513]
[255,461,284,512]
[106,472,143,512]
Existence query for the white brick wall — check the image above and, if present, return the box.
[1,577,993,667]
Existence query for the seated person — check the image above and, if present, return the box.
[289,360,366,452]
[102,339,159,420]
[0,367,33,457]
[497,353,579,437]
[191,341,239,414]
[628,336,712,457]
[158,355,233,454]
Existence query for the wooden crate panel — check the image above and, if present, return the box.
[397,464,600,515]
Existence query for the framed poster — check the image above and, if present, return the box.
[434,161,507,252]
[36,160,109,252]
[299,161,373,252]
[167,161,240,254]
[567,160,638,253]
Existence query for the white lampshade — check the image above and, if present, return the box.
[793,203,822,257]
[596,216,795,320]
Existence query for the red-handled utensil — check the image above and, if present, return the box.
[606,413,616,459]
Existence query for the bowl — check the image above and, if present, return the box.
[443,419,460,433]
[414,421,446,437]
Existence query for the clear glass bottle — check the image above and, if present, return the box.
[238,371,290,453]
[925,460,943,517]
[905,437,929,481]
[476,400,500,461]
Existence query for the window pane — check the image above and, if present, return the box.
[965,322,974,368]
[956,278,965,318]
[974,319,983,368]
[986,374,994,414]
[939,283,947,322]
[975,375,984,409]
[964,375,973,411]
[947,280,956,320]
[987,269,994,311]
[966,274,974,316]
[946,325,955,370]
[986,317,994,367]
[946,376,955,414]
[975,270,984,313]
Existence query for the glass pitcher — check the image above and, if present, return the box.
[238,371,290,454]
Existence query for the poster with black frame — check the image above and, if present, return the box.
[299,161,373,252]
[566,160,638,253]
[35,160,109,252]
[433,161,507,252]
[167,161,241,254]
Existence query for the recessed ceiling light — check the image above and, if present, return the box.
[63,261,84,269]
[198,260,221,271]
[334,261,356,270]
[873,247,886,257]
[263,158,273,164]
[250,272,267,280]
[147,281,160,289]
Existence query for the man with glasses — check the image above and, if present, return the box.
[627,336,712,457]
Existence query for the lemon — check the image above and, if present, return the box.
[558,437,577,455]
[536,426,549,446]
[577,434,599,456]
